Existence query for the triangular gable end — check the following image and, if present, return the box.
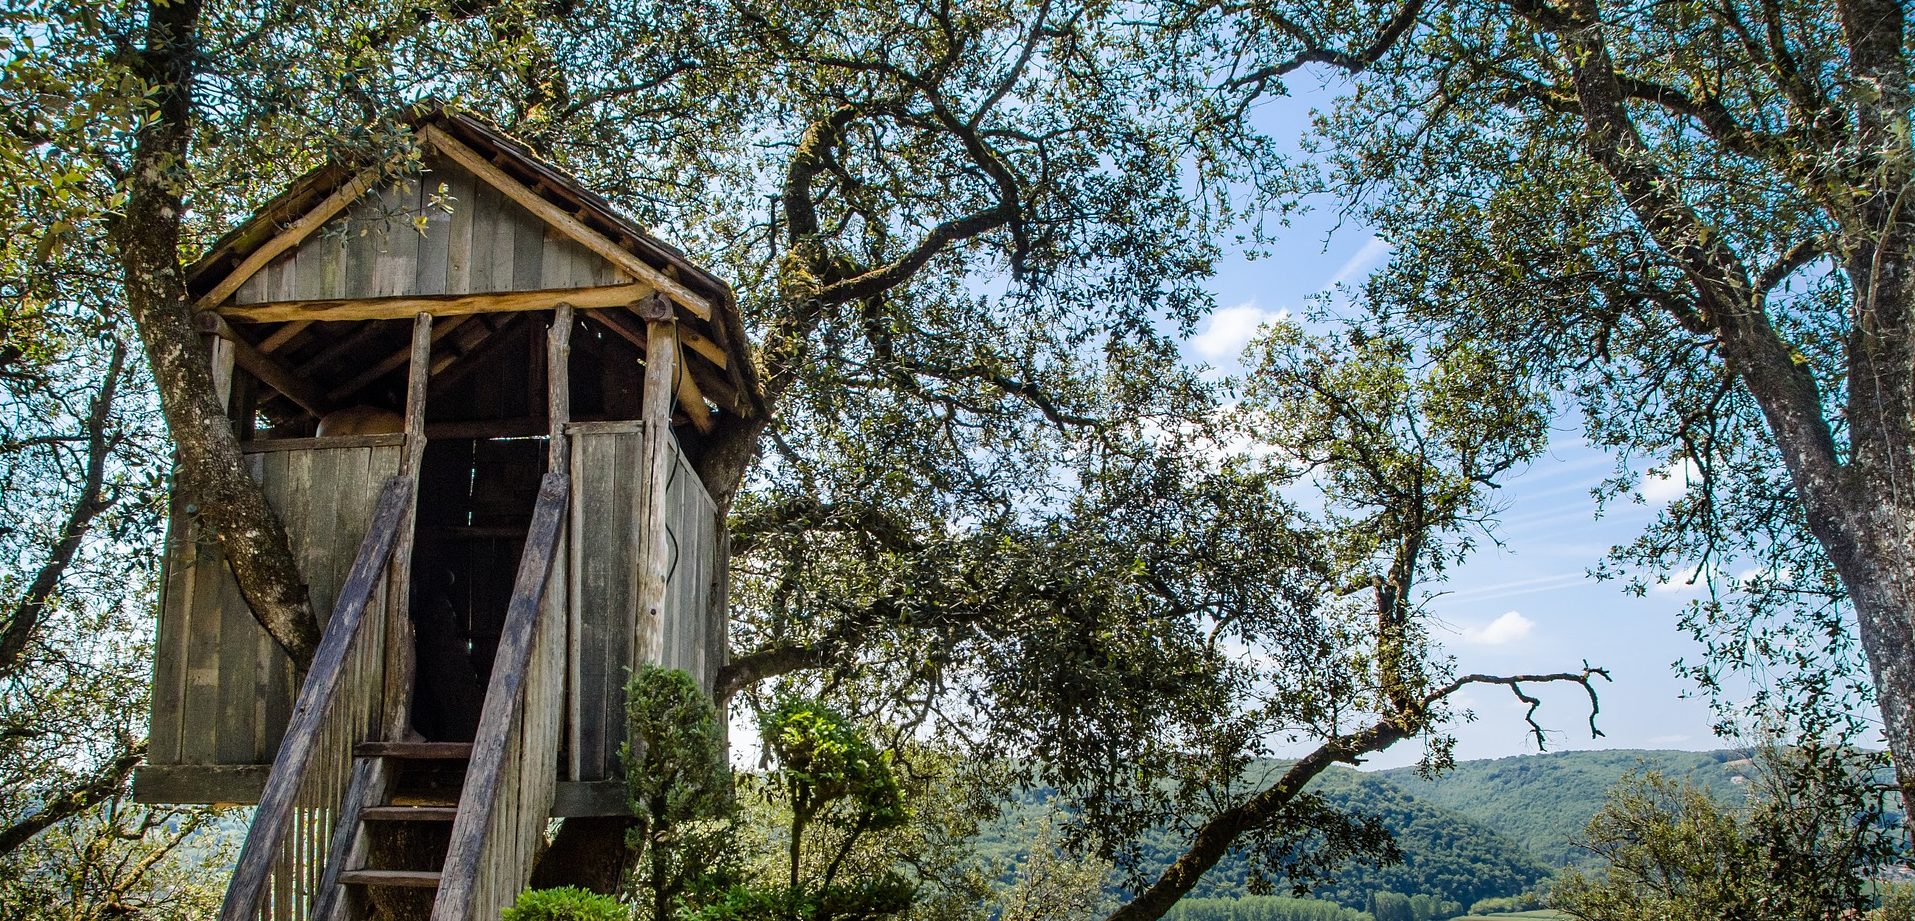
[230,155,626,308]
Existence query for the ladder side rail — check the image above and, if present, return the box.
[431,472,569,921]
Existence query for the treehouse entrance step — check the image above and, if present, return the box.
[362,805,459,822]
[334,744,473,917]
[339,868,443,889]
[354,741,474,760]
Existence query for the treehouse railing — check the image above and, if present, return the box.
[431,471,570,921]
[220,475,413,921]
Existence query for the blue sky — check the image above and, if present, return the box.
[1181,76,1728,768]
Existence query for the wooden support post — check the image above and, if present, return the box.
[635,296,677,665]
[383,313,432,739]
[547,303,576,780]
[547,303,573,471]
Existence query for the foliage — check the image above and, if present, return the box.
[624,665,740,920]
[505,886,632,921]
[1271,0,1915,789]
[0,2,1628,916]
[1552,746,1900,921]
[1363,892,1460,921]
[699,699,936,921]
[0,144,228,913]
[989,813,1115,921]
[1163,895,1374,921]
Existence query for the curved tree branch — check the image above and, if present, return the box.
[0,339,126,678]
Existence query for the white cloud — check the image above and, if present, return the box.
[1323,237,1391,290]
[1462,610,1535,646]
[1641,457,1699,503]
[1646,734,1691,745]
[1191,302,1288,362]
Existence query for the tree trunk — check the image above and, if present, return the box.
[117,0,320,670]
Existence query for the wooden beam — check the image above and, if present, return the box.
[674,343,714,434]
[257,320,312,354]
[325,314,472,404]
[585,306,648,354]
[400,314,432,477]
[194,165,385,312]
[418,125,715,321]
[678,324,727,369]
[202,315,331,417]
[683,353,744,415]
[547,304,573,471]
[384,314,433,744]
[636,314,678,653]
[218,281,657,325]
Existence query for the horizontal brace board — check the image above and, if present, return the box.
[217,281,657,324]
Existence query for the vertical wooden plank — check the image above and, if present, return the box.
[573,433,609,780]
[294,224,327,300]
[373,178,421,298]
[275,251,299,302]
[444,168,474,296]
[183,516,227,764]
[468,181,500,293]
[343,197,379,298]
[255,452,293,761]
[237,265,265,304]
[708,524,731,698]
[491,191,518,291]
[511,202,543,291]
[567,431,585,782]
[150,489,195,764]
[415,169,452,296]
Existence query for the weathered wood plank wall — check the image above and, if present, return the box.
[149,438,403,769]
[563,423,720,782]
[234,159,625,307]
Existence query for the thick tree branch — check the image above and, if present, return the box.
[1104,666,1608,921]
[0,340,126,677]
[0,744,144,856]
[1226,0,1430,96]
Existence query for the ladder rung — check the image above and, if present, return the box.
[354,741,474,760]
[339,869,442,888]
[363,805,459,822]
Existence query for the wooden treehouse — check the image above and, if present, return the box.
[132,109,755,921]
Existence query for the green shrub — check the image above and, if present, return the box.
[624,665,738,920]
[503,886,628,921]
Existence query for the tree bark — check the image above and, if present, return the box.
[116,0,320,669]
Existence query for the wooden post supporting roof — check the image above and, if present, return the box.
[636,296,677,667]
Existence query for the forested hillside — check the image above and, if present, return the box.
[983,762,1552,912]
[1377,750,1752,866]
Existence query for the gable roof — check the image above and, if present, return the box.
[187,103,759,421]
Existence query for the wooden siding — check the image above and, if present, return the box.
[148,439,403,770]
[658,436,720,685]
[564,423,721,782]
[233,158,626,307]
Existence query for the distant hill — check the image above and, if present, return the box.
[983,763,1553,912]
[1142,765,1555,910]
[1376,749,1754,866]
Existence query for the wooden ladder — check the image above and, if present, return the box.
[329,742,474,909]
